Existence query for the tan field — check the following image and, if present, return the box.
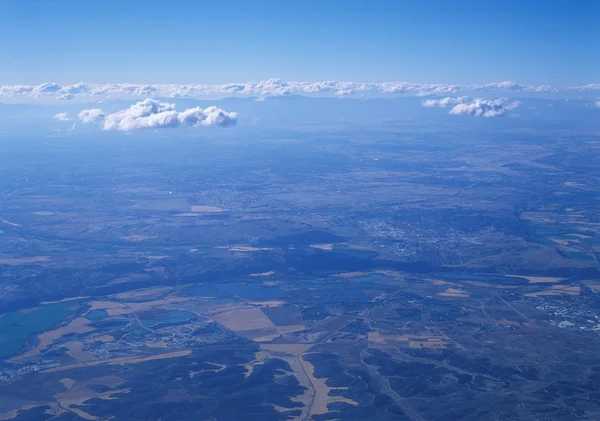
[583,281,600,291]
[64,341,96,362]
[300,354,359,417]
[260,344,312,356]
[43,350,192,373]
[498,319,521,327]
[212,307,275,331]
[59,378,76,390]
[523,276,563,283]
[0,376,127,421]
[112,286,173,300]
[276,325,306,334]
[13,317,95,361]
[438,288,470,298]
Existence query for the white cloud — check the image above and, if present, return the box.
[79,99,237,131]
[0,79,583,101]
[422,97,520,117]
[422,96,467,107]
[53,112,72,121]
[78,108,106,124]
[572,84,600,91]
[449,98,520,117]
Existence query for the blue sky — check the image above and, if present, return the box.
[0,0,598,86]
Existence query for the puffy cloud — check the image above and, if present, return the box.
[422,97,519,117]
[79,99,237,131]
[78,108,106,124]
[422,96,467,107]
[449,98,520,117]
[0,79,582,101]
[53,112,71,121]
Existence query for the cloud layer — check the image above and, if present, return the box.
[422,97,520,117]
[78,99,237,131]
[1,79,593,102]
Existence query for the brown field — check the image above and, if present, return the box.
[101,296,190,316]
[88,334,114,343]
[43,350,192,373]
[368,332,410,343]
[0,376,126,421]
[13,317,95,361]
[583,281,600,291]
[524,285,580,297]
[88,300,127,310]
[243,350,270,378]
[260,344,313,356]
[111,286,173,300]
[241,331,280,343]
[212,307,275,331]
[190,205,225,213]
[523,276,563,283]
[498,319,521,327]
[55,376,130,420]
[464,281,493,287]
[370,332,453,350]
[59,378,76,390]
[275,325,306,334]
[438,288,470,298]
[64,341,96,362]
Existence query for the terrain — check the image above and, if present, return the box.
[1,102,600,421]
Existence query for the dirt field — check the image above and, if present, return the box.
[43,350,192,373]
[212,307,275,331]
[438,288,470,298]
